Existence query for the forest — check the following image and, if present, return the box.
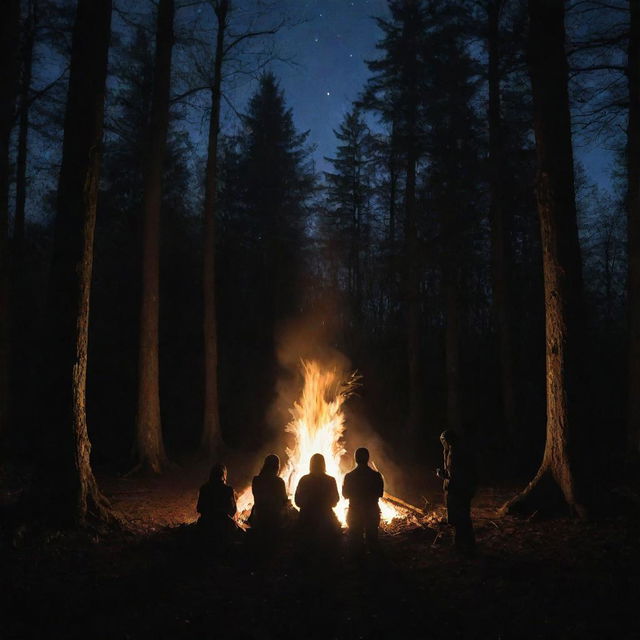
[2,0,640,638]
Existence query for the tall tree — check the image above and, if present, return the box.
[200,0,228,458]
[44,0,114,524]
[503,0,588,516]
[0,0,21,456]
[362,0,428,438]
[627,0,640,458]
[487,0,517,440]
[423,20,483,435]
[134,0,175,474]
[215,73,314,443]
[14,0,38,260]
[324,106,375,331]
[198,3,284,456]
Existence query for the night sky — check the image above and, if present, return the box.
[204,0,613,190]
[270,0,390,174]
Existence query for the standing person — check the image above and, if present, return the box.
[294,453,340,546]
[197,463,241,542]
[249,454,289,537]
[436,430,477,555]
[342,447,384,550]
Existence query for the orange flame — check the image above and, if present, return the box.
[237,360,403,525]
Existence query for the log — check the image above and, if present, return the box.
[382,492,425,516]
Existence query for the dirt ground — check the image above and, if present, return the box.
[3,467,640,640]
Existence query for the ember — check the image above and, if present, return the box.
[237,360,413,525]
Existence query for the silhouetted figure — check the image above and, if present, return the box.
[437,430,477,555]
[342,447,384,549]
[249,454,289,536]
[197,463,242,542]
[294,453,340,544]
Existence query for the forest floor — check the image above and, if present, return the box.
[3,464,640,640]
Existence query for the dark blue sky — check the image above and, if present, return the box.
[272,0,390,173]
[209,0,614,190]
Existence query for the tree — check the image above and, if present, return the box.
[503,0,588,517]
[627,0,640,458]
[215,73,314,443]
[14,0,38,264]
[43,0,115,525]
[487,0,517,440]
[184,0,284,457]
[362,0,429,438]
[422,18,483,435]
[0,0,21,458]
[324,106,375,333]
[134,0,175,474]
[200,0,228,458]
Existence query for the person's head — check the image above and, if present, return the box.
[209,462,227,483]
[260,454,280,476]
[440,430,457,448]
[354,447,369,466]
[309,453,326,474]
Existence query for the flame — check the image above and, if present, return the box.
[237,360,403,525]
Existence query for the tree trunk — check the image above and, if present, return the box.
[487,0,517,440]
[0,0,20,457]
[503,0,587,517]
[134,0,174,474]
[201,0,228,458]
[44,0,114,525]
[627,0,640,458]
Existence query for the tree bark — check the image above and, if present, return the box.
[201,0,228,458]
[503,0,587,517]
[134,0,174,474]
[627,0,640,458]
[44,0,114,525]
[0,0,20,456]
[487,0,517,441]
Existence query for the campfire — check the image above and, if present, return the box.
[236,359,420,526]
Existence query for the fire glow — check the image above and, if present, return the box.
[237,359,405,525]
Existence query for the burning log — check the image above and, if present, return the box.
[382,492,425,517]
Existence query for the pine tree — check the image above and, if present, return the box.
[362,0,430,437]
[216,73,314,441]
[324,107,375,331]
[422,19,483,434]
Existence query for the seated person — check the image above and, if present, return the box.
[294,453,340,541]
[197,463,241,540]
[249,454,289,534]
[342,447,384,548]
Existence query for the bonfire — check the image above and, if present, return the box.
[236,360,420,526]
